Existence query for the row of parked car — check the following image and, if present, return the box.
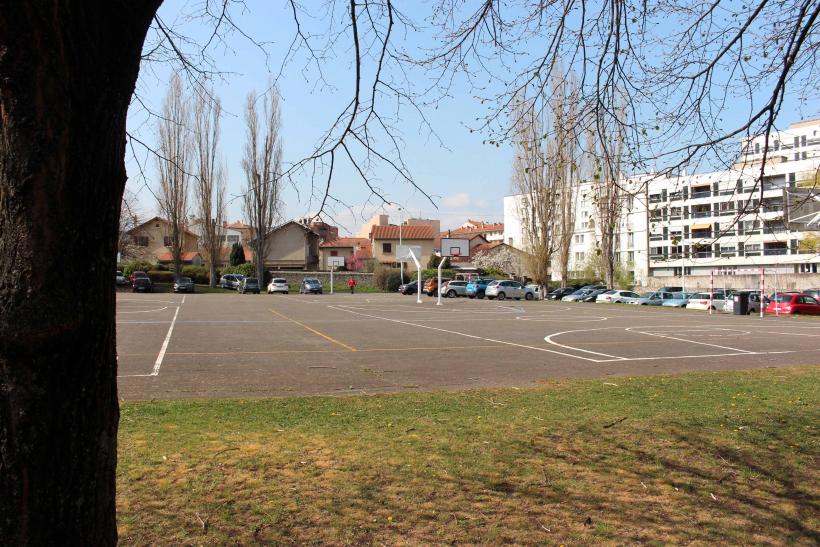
[398,277,538,300]
[546,284,820,315]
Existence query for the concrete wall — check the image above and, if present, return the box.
[266,271,375,288]
[638,273,820,292]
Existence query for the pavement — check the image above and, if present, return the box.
[116,292,820,400]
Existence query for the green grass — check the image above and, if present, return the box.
[117,367,819,545]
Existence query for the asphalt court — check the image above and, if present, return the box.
[116,292,820,399]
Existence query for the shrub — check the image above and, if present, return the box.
[421,268,456,280]
[122,260,154,276]
[373,264,403,291]
[153,263,169,272]
[181,265,209,284]
[230,243,246,266]
[233,262,257,278]
[147,270,174,283]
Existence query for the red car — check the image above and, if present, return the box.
[129,270,149,283]
[765,293,820,315]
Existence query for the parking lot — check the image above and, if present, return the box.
[117,292,820,399]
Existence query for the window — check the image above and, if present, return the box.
[755,142,760,154]
[794,153,800,161]
[508,237,513,245]
[801,135,807,147]
[574,234,584,244]
[134,236,149,247]
[794,136,799,147]
[382,242,392,254]
[227,234,239,243]
[774,139,780,151]
[628,251,635,263]
[802,151,807,160]
[330,250,338,257]
[627,232,634,247]
[575,251,585,262]
[163,236,172,247]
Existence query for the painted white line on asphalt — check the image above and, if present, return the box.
[543,329,627,360]
[182,295,187,304]
[329,305,602,362]
[151,306,180,376]
[117,306,169,314]
[594,350,794,362]
[626,327,753,354]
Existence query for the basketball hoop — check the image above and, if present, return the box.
[451,250,460,257]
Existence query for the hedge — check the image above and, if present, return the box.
[181,265,209,284]
[147,270,175,283]
[122,260,155,276]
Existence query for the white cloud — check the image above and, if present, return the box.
[441,192,472,209]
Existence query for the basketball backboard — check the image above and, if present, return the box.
[327,256,345,268]
[396,245,422,262]
[440,238,470,258]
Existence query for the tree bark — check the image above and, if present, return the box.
[0,2,160,544]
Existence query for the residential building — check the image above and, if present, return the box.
[319,237,372,270]
[304,217,339,243]
[126,216,200,265]
[254,221,320,270]
[503,118,820,284]
[443,220,504,242]
[356,213,389,238]
[370,224,435,264]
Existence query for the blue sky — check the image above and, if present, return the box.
[127,1,818,235]
[128,1,512,234]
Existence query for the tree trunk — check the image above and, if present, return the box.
[209,262,218,288]
[0,2,160,544]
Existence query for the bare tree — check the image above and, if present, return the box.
[118,187,143,261]
[193,91,225,287]
[156,74,192,278]
[512,94,559,291]
[590,111,626,288]
[242,88,284,283]
[551,73,582,286]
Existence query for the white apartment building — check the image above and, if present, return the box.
[503,118,820,283]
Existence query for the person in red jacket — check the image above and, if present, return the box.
[347,277,357,294]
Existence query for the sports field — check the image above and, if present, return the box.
[117,292,820,399]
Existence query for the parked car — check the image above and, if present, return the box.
[802,288,820,299]
[423,277,450,297]
[129,270,149,284]
[115,270,128,286]
[628,290,677,306]
[656,286,683,293]
[299,278,323,294]
[465,278,495,299]
[596,290,640,303]
[720,290,769,314]
[442,280,469,298]
[267,277,289,294]
[238,277,260,294]
[562,288,600,302]
[398,280,418,295]
[220,274,245,289]
[685,292,726,311]
[131,277,152,293]
[485,280,536,301]
[547,287,577,300]
[765,293,820,315]
[579,289,609,302]
[173,276,195,293]
[661,292,696,308]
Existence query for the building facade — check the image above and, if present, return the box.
[503,118,820,284]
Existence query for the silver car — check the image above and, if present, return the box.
[485,280,536,301]
[562,288,597,302]
[628,290,676,305]
[721,290,769,314]
[442,280,469,298]
[661,292,696,307]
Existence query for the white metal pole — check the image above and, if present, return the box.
[760,268,764,318]
[436,254,445,306]
[399,207,403,284]
[330,265,334,295]
[408,248,422,304]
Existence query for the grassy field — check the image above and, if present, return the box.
[117,367,819,545]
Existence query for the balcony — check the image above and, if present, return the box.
[763,249,788,256]
[649,234,665,241]
[692,251,712,258]
[691,211,711,219]
[691,190,711,199]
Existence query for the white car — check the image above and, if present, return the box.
[267,277,289,294]
[596,290,640,303]
[685,292,726,311]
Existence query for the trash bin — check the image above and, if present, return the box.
[733,292,749,315]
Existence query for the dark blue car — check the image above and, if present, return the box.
[465,278,495,299]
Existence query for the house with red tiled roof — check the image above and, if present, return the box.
[441,220,504,242]
[370,224,435,264]
[250,221,320,270]
[126,216,200,264]
[442,234,489,263]
[319,237,372,270]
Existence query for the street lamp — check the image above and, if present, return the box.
[398,206,404,283]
